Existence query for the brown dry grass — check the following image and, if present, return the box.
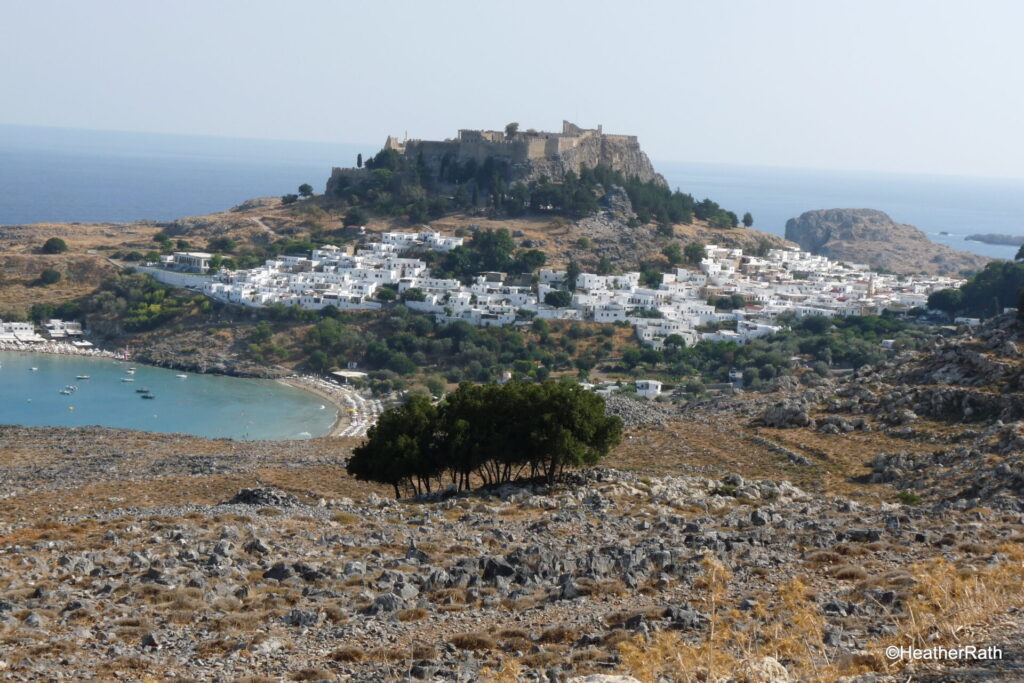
[615,543,1024,682]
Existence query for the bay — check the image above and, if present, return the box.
[0,352,336,440]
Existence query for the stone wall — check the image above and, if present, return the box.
[327,121,667,192]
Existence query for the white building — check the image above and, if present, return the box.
[635,379,662,399]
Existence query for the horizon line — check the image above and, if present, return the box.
[2,121,1024,185]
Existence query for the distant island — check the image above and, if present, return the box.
[965,233,1024,246]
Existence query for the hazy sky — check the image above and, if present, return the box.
[3,0,1023,178]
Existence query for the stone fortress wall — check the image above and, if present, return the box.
[328,121,666,192]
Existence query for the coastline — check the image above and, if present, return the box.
[0,340,121,359]
[278,375,354,438]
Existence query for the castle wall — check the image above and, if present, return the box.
[348,122,666,189]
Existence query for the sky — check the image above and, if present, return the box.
[3,0,1023,179]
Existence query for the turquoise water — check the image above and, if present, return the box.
[0,353,336,440]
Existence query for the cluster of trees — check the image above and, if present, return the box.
[927,261,1024,319]
[333,144,743,231]
[62,271,206,332]
[282,184,315,205]
[436,228,546,279]
[301,307,624,391]
[613,313,937,390]
[346,381,623,497]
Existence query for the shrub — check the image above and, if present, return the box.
[41,237,68,254]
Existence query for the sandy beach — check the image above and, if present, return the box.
[279,375,383,439]
[279,376,351,437]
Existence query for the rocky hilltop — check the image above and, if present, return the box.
[328,121,666,195]
[785,209,992,276]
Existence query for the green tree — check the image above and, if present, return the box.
[544,290,573,307]
[505,122,519,139]
[41,237,68,254]
[512,249,546,274]
[662,243,683,265]
[344,207,368,227]
[401,288,427,303]
[207,237,237,253]
[470,228,515,271]
[346,395,439,497]
[742,212,754,228]
[641,269,662,288]
[356,153,363,168]
[281,193,299,205]
[565,261,582,291]
[298,183,314,198]
[36,268,62,286]
[927,288,963,317]
[684,242,707,265]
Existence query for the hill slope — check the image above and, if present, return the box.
[785,208,992,275]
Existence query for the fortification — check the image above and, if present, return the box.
[333,121,666,190]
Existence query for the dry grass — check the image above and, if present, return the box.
[831,564,869,581]
[330,646,364,662]
[614,543,1024,682]
[448,631,497,651]
[396,607,428,622]
[289,669,333,681]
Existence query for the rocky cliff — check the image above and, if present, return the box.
[785,208,992,276]
[514,134,666,187]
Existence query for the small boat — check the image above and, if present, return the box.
[59,389,72,395]
[76,375,91,380]
[135,388,150,393]
[127,367,136,373]
[30,367,38,371]
[175,374,188,379]
[121,378,134,383]
[141,394,156,399]
[65,385,78,392]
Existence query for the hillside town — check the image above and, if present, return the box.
[149,230,965,351]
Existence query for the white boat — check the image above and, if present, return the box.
[176,374,187,379]
[59,389,72,395]
[121,378,134,383]
[76,375,91,380]
[30,367,38,371]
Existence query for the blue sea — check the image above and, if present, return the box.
[1,125,1021,260]
[0,352,336,440]
[0,125,376,224]
[656,161,1024,261]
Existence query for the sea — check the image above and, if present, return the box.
[0,352,336,440]
[2,125,1022,261]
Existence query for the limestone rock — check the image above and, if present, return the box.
[785,209,990,276]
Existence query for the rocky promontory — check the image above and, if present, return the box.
[785,209,992,276]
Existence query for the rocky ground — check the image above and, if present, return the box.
[2,317,1024,681]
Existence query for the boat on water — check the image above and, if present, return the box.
[141,394,155,399]
[76,375,91,380]
[176,374,188,379]
[135,388,150,393]
[30,367,38,371]
[121,378,134,382]
[126,368,136,374]
[59,389,72,395]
